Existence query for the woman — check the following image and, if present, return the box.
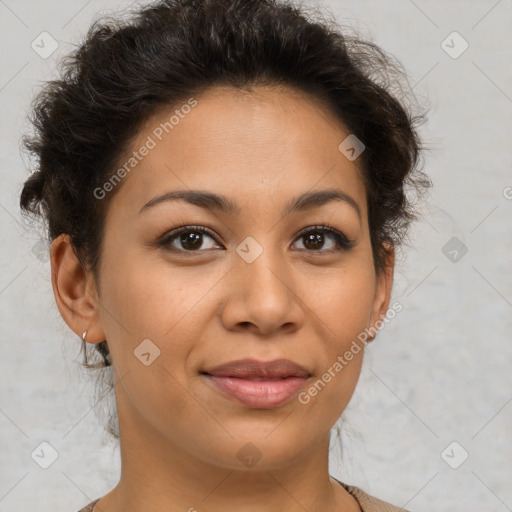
[19,0,431,510]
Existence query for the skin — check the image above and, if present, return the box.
[51,85,394,512]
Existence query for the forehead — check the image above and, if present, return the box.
[108,84,367,218]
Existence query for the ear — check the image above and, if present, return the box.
[367,242,395,342]
[50,234,106,344]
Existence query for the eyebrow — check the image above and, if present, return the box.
[139,188,362,223]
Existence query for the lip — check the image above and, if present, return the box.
[201,358,311,408]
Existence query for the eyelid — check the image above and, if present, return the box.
[295,223,354,243]
[157,224,221,249]
[157,223,355,253]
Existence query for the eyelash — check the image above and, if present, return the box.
[157,223,355,255]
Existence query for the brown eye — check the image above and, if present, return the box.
[158,226,221,252]
[177,232,204,251]
[157,224,354,255]
[292,225,355,253]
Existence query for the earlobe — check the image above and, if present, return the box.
[50,234,105,344]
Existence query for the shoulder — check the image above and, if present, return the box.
[335,479,411,512]
[76,498,100,512]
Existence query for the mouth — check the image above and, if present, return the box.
[200,358,311,408]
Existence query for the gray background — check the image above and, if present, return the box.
[1,1,511,511]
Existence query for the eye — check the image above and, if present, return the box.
[292,224,355,253]
[157,223,355,254]
[157,225,222,253]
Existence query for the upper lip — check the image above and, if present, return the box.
[202,358,311,379]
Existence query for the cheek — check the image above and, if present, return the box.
[98,255,211,429]
[97,254,186,372]
[100,250,217,339]
[310,264,375,343]
[302,264,374,407]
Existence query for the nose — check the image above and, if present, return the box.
[220,244,304,337]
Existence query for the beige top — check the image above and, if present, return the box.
[76,479,409,512]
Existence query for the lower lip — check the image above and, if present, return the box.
[203,375,309,408]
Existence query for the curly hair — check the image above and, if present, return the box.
[19,0,431,439]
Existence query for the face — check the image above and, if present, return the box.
[58,85,393,471]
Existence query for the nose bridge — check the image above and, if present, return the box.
[226,232,302,334]
[236,233,290,299]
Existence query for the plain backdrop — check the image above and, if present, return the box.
[1,1,511,511]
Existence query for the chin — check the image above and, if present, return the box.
[201,429,314,471]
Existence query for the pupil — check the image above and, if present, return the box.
[181,232,201,250]
[305,233,323,250]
